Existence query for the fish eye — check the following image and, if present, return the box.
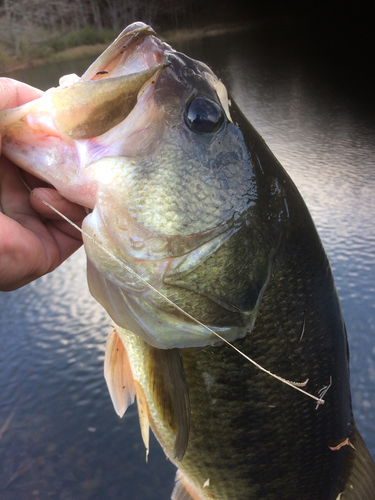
[185,97,224,133]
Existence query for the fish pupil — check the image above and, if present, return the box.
[186,97,223,133]
[190,107,207,125]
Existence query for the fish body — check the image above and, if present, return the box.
[0,22,374,500]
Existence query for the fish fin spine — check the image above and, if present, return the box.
[104,326,136,417]
[134,379,150,461]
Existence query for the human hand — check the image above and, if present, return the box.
[0,77,86,291]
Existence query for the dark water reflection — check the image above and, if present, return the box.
[1,25,374,498]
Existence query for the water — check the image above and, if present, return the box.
[1,25,374,498]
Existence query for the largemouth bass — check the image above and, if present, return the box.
[0,22,374,499]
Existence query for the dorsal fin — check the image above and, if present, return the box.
[104,327,135,417]
[147,347,190,461]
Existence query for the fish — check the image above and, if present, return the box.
[0,22,375,500]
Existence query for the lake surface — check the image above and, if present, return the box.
[1,24,374,499]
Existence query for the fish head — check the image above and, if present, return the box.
[0,24,287,349]
[83,38,286,349]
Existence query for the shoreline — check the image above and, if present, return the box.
[1,23,253,75]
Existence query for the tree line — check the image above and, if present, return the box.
[0,0,197,56]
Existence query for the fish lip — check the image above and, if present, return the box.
[118,21,157,38]
[81,23,166,81]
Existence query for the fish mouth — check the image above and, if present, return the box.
[0,23,170,208]
[50,23,169,142]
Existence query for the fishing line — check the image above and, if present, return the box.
[24,178,324,405]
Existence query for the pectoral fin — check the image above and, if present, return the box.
[147,347,191,461]
[104,327,135,417]
[134,379,150,462]
[172,470,205,500]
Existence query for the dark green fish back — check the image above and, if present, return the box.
[168,100,375,500]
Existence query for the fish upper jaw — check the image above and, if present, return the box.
[81,22,164,81]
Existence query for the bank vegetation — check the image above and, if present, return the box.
[0,0,207,71]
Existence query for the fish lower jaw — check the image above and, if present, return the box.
[119,311,248,350]
[87,255,247,349]
[107,285,247,350]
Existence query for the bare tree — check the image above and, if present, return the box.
[89,0,103,30]
[0,0,197,60]
[105,0,139,31]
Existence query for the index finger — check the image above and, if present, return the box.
[0,77,43,111]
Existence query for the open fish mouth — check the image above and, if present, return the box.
[0,23,168,207]
[50,31,167,141]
